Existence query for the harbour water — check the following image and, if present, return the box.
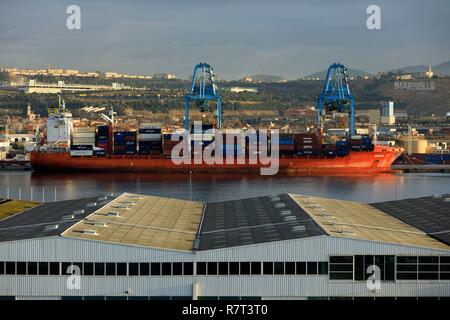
[0,171,449,203]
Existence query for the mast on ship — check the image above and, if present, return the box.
[99,106,116,125]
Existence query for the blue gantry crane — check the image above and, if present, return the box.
[317,63,355,136]
[185,62,222,130]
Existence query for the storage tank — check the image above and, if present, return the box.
[401,138,427,154]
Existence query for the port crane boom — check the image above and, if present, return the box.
[317,63,355,136]
[185,63,222,130]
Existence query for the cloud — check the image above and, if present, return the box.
[0,0,449,79]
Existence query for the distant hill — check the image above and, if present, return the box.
[434,60,450,75]
[387,60,450,75]
[304,68,373,80]
[242,74,285,83]
[388,65,428,74]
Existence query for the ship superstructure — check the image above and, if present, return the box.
[46,95,73,147]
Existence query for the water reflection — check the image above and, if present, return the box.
[0,171,448,203]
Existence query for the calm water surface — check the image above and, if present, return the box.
[0,171,449,203]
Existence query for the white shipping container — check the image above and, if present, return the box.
[73,138,95,141]
[140,123,161,129]
[139,134,162,141]
[70,150,93,157]
[73,132,96,138]
[73,138,96,143]
[73,127,96,133]
[73,143,95,147]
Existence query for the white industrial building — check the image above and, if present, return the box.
[380,101,395,125]
[0,192,449,300]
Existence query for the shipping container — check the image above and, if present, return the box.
[70,144,93,151]
[296,150,320,156]
[140,122,162,129]
[139,128,162,134]
[73,141,95,146]
[336,140,348,147]
[278,145,295,151]
[74,126,95,133]
[70,150,93,157]
[322,144,336,150]
[73,132,96,138]
[139,133,162,141]
[336,149,349,156]
[97,125,112,140]
[323,150,337,157]
[276,138,294,145]
[93,149,106,157]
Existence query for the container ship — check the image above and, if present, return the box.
[30,63,404,175]
[31,116,403,174]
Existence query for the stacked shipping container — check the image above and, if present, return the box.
[72,127,96,147]
[70,123,381,161]
[114,131,137,155]
[335,140,349,156]
[350,135,374,152]
[96,125,112,154]
[294,133,321,156]
[69,144,93,157]
[139,123,162,155]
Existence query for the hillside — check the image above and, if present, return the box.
[434,61,450,75]
[304,68,373,80]
[349,78,450,116]
[242,74,285,83]
[387,60,450,76]
[0,73,449,117]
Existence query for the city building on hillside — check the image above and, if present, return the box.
[229,87,258,93]
[7,79,134,94]
[153,73,176,80]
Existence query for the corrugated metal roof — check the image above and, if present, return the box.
[371,194,450,246]
[290,194,450,250]
[62,193,204,251]
[1,192,449,252]
[0,196,116,242]
[197,194,326,251]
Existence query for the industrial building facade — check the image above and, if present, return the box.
[0,193,449,300]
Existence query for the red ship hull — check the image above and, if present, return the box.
[30,146,403,175]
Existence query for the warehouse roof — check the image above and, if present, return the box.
[371,194,450,246]
[197,194,326,250]
[62,193,204,251]
[0,196,115,242]
[0,199,39,221]
[291,194,450,250]
[0,192,449,251]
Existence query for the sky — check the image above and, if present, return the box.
[0,0,449,80]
